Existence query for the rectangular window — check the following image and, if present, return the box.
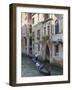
[32,18,34,24]
[24,37,27,46]
[29,38,32,46]
[38,44,40,51]
[47,26,50,36]
[33,44,34,49]
[55,45,59,56]
[55,20,59,34]
[37,30,40,40]
[32,32,35,41]
[44,27,46,35]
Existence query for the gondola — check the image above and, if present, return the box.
[32,54,51,75]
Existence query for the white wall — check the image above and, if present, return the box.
[0,0,72,90]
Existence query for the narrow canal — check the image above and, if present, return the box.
[21,55,63,77]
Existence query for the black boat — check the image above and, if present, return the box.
[32,54,51,75]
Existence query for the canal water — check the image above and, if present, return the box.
[21,55,63,77]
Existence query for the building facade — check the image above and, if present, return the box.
[21,13,32,56]
[21,13,63,67]
[51,14,63,66]
[32,13,63,66]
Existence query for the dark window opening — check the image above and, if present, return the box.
[46,45,50,56]
[29,38,32,46]
[33,44,34,49]
[47,26,50,36]
[44,27,46,35]
[32,18,34,24]
[55,20,59,34]
[55,45,59,56]
[37,30,40,40]
[38,44,40,51]
[24,37,27,46]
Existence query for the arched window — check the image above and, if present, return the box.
[55,19,59,34]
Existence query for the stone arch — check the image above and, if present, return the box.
[45,44,50,62]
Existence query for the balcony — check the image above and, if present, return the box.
[52,34,63,43]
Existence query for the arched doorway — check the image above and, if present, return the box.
[44,44,51,75]
[45,44,50,62]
